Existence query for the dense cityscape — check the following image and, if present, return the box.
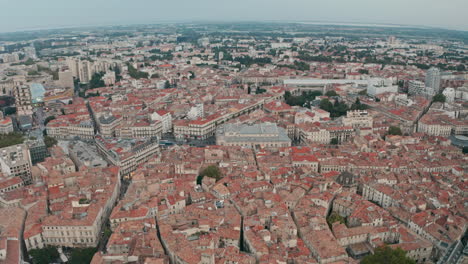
[0,22,466,264]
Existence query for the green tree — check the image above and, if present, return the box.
[325,90,338,97]
[44,116,55,126]
[0,133,24,148]
[4,107,16,115]
[330,138,339,145]
[255,87,267,94]
[197,165,222,184]
[24,58,35,66]
[68,248,97,264]
[89,72,105,88]
[327,212,345,228]
[350,98,370,110]
[44,136,58,148]
[432,93,446,103]
[361,245,416,264]
[28,70,39,76]
[28,246,59,264]
[388,126,402,136]
[164,80,171,89]
[127,63,149,79]
[293,60,310,71]
[319,99,334,113]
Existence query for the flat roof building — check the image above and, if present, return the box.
[0,144,32,184]
[216,122,291,149]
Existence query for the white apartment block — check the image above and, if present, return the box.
[0,144,32,184]
[342,110,373,128]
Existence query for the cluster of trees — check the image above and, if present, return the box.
[387,126,403,136]
[28,246,59,264]
[196,165,222,185]
[127,63,149,79]
[292,60,310,71]
[148,50,174,61]
[326,212,345,228]
[255,87,267,94]
[319,99,349,118]
[358,68,369,74]
[4,106,16,115]
[233,56,272,66]
[350,98,370,110]
[212,47,233,61]
[89,72,105,89]
[44,135,58,148]
[432,93,446,103]
[284,90,322,107]
[325,90,338,97]
[77,72,105,97]
[278,60,310,71]
[297,52,333,62]
[361,245,416,264]
[0,133,24,148]
[68,248,97,264]
[318,97,369,118]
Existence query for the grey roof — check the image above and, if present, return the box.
[99,115,117,124]
[217,122,291,143]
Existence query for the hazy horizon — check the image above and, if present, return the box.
[1,0,468,33]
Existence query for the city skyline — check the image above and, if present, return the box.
[1,0,468,33]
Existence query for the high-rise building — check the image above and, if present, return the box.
[79,60,93,83]
[408,80,425,96]
[13,84,33,116]
[66,57,80,77]
[425,67,441,94]
[58,70,74,88]
[66,58,95,83]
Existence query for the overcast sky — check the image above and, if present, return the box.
[1,0,467,32]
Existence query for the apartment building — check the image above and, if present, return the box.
[150,110,173,133]
[95,136,160,177]
[0,117,14,134]
[0,144,32,184]
[342,110,373,129]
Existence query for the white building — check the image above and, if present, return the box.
[342,110,373,128]
[0,144,32,184]
[150,110,172,133]
[187,103,204,120]
[442,88,456,103]
[366,78,398,97]
[102,71,116,86]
